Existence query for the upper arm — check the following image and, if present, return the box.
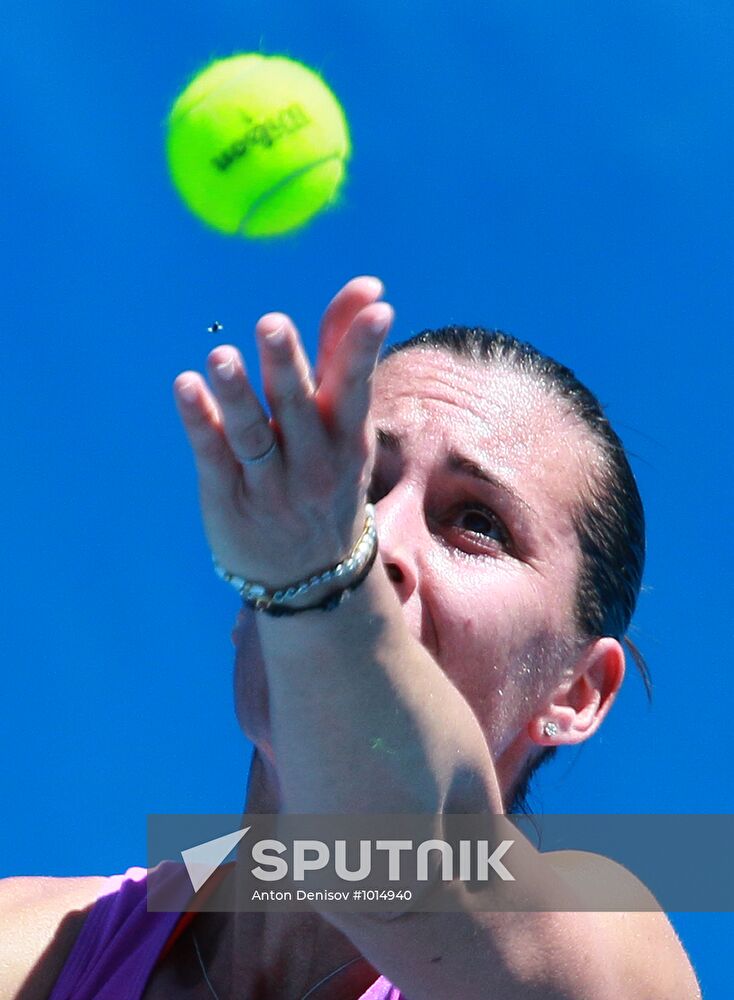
[545,851,702,1000]
[323,851,701,1000]
[571,909,701,1000]
[0,875,107,1000]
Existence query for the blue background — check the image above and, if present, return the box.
[2,0,731,993]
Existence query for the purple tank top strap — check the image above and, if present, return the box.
[47,861,190,1000]
[48,860,406,999]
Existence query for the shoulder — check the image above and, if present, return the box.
[0,874,107,1000]
[545,851,701,1000]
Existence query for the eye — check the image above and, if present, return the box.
[452,503,510,547]
[367,472,513,555]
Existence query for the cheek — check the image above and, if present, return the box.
[430,561,539,657]
[422,561,561,711]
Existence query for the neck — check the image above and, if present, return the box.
[191,751,377,999]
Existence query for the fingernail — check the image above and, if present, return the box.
[367,315,391,339]
[215,354,237,380]
[265,324,287,346]
[364,276,384,297]
[177,379,198,403]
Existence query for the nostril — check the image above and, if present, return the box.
[385,563,403,584]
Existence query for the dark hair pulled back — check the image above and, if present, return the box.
[383,327,650,811]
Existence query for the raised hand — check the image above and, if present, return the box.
[173,276,393,593]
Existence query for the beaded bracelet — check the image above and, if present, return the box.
[213,504,378,616]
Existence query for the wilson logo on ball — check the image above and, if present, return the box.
[211,103,312,172]
[166,52,351,237]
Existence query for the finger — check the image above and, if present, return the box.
[315,275,384,385]
[317,302,394,439]
[206,345,284,480]
[173,372,242,503]
[255,313,329,469]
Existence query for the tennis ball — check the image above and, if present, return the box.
[166,53,351,238]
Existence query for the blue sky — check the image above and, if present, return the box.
[2,0,731,993]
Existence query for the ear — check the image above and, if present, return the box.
[528,637,625,747]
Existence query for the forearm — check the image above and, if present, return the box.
[253,559,503,816]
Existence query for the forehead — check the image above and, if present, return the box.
[372,348,594,520]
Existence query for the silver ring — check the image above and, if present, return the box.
[240,439,277,466]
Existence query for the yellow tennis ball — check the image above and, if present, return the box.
[166,53,351,238]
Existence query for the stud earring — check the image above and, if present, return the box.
[543,721,559,738]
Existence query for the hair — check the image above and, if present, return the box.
[382,327,650,813]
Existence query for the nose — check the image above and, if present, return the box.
[373,484,421,605]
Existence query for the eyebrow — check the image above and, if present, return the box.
[375,427,537,516]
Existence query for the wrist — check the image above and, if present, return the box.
[214,504,377,616]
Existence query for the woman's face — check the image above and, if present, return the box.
[234,349,599,774]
